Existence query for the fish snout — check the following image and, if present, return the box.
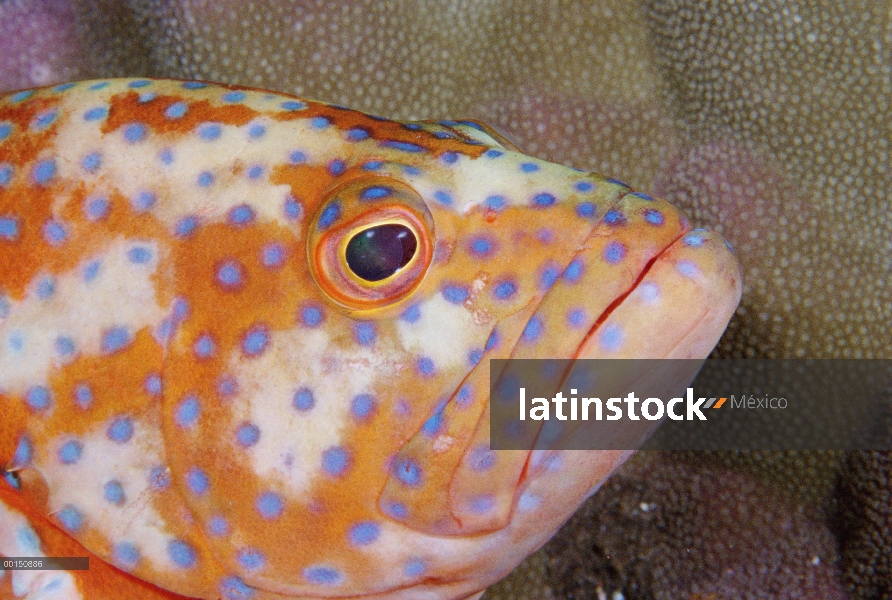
[507,190,742,362]
[376,190,742,539]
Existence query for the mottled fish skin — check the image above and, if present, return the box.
[0,79,742,600]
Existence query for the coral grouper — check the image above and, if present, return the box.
[0,79,741,599]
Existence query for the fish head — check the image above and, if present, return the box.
[193,114,743,588]
[0,80,741,599]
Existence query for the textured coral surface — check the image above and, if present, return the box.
[1,1,889,598]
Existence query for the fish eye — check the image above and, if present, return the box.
[308,177,434,311]
[345,223,418,282]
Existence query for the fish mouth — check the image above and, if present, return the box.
[510,192,743,364]
[508,202,743,456]
[572,225,743,362]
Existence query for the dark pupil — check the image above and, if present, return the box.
[345,224,418,282]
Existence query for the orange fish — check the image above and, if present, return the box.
[0,79,742,599]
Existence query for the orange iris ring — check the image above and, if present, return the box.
[310,205,434,312]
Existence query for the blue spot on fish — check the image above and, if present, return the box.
[353,322,376,346]
[107,416,134,443]
[360,186,392,201]
[351,394,376,420]
[165,102,188,119]
[149,466,170,490]
[532,193,556,207]
[603,241,626,264]
[26,386,52,411]
[104,480,126,505]
[603,209,625,225]
[168,539,197,569]
[563,258,584,282]
[83,260,101,282]
[322,447,350,477]
[83,106,108,121]
[346,127,369,141]
[567,308,588,328]
[74,383,93,408]
[644,209,664,225]
[392,458,422,487]
[300,303,324,327]
[401,304,421,323]
[236,423,260,447]
[43,219,67,245]
[382,140,424,153]
[208,515,229,537]
[261,243,286,267]
[599,323,624,351]
[228,204,255,225]
[0,216,18,240]
[434,190,453,205]
[57,506,83,532]
[114,543,140,568]
[684,232,706,247]
[237,549,266,570]
[102,327,131,354]
[416,356,436,377]
[187,468,209,495]
[576,202,596,218]
[175,216,199,237]
[176,394,201,428]
[317,203,341,229]
[0,163,13,186]
[442,283,469,304]
[220,576,255,599]
[242,325,270,356]
[493,280,517,300]
[484,195,506,211]
[32,159,57,186]
[35,276,55,299]
[123,123,148,143]
[256,492,284,520]
[303,566,342,585]
[522,316,544,343]
[197,122,223,141]
[81,152,101,172]
[58,440,83,464]
[348,522,380,546]
[292,388,315,412]
[84,196,110,221]
[128,246,152,264]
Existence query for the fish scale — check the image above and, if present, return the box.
[0,78,741,600]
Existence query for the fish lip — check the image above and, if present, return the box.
[570,233,683,360]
